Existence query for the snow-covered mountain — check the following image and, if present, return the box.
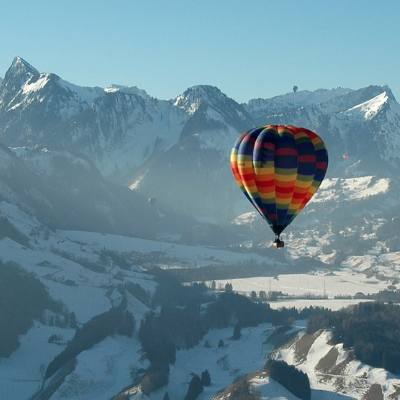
[0,57,185,178]
[2,56,400,268]
[2,56,400,226]
[245,85,400,175]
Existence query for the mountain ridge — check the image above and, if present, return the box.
[2,56,400,227]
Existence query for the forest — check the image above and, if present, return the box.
[45,306,135,379]
[0,261,58,357]
[137,268,330,395]
[307,301,400,374]
[264,359,311,400]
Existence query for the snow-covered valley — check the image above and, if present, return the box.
[0,200,399,400]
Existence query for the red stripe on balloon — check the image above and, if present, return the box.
[255,179,275,188]
[276,186,295,194]
[298,155,316,162]
[262,142,275,150]
[276,148,297,156]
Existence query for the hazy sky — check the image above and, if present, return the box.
[2,0,400,103]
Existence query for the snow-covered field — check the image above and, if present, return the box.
[210,269,389,312]
[0,200,399,399]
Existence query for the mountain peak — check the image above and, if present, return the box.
[345,90,391,121]
[105,84,151,99]
[174,85,228,113]
[379,85,396,101]
[4,56,40,83]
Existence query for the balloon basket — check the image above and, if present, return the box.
[273,237,284,248]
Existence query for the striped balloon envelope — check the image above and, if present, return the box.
[231,125,328,242]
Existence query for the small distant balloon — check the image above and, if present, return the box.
[293,86,298,93]
[343,154,349,160]
[148,197,156,206]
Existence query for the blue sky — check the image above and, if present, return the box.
[2,0,400,103]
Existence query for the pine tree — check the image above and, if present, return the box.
[185,375,203,400]
[68,311,78,329]
[225,282,233,292]
[200,369,211,386]
[233,323,242,340]
[163,392,170,400]
[259,290,267,300]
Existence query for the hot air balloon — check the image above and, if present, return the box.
[343,154,349,160]
[148,197,156,206]
[231,125,328,247]
[293,86,298,93]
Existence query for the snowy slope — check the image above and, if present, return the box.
[272,328,400,400]
[1,199,399,400]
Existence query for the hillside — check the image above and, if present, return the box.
[213,324,400,400]
[0,200,398,399]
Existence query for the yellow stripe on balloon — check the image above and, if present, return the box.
[259,192,276,200]
[275,174,297,182]
[276,199,292,206]
[254,167,275,175]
